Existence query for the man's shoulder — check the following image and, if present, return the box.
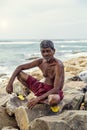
[36,58,43,65]
[55,58,64,66]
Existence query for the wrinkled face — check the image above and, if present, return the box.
[41,47,55,61]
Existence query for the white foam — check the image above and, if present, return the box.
[65,52,87,59]
[0,41,39,44]
[0,66,9,74]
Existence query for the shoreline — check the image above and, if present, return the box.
[0,54,87,82]
[0,52,87,76]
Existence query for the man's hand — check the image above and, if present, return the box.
[6,84,13,94]
[27,97,40,109]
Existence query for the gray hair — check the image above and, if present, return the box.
[40,40,55,50]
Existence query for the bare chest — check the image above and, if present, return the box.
[39,63,55,79]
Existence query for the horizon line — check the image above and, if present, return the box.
[0,38,87,42]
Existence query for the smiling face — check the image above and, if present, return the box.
[41,47,55,61]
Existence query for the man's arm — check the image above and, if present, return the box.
[6,59,42,93]
[54,61,64,90]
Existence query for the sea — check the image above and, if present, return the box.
[0,39,87,77]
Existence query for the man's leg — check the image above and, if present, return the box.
[48,94,60,106]
[17,71,29,87]
[39,94,60,106]
[17,71,31,95]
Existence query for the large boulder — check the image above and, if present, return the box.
[29,117,71,130]
[29,110,87,130]
[15,103,61,130]
[0,106,18,130]
[6,94,28,116]
[15,104,49,130]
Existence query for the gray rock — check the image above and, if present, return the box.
[29,110,87,130]
[1,126,19,130]
[6,94,28,116]
[59,110,87,130]
[0,106,18,130]
[29,118,71,130]
[15,103,61,130]
[0,94,11,107]
[62,93,84,110]
[78,70,87,82]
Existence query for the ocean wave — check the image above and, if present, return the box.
[0,41,39,44]
[54,39,87,44]
[24,53,41,60]
[63,52,87,61]
[0,66,9,75]
[60,45,87,48]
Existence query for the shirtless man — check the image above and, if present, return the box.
[6,40,64,109]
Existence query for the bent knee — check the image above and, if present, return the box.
[17,72,21,80]
[48,94,60,106]
[17,71,28,81]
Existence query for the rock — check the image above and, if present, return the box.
[29,117,71,130]
[0,106,18,130]
[15,104,60,130]
[59,110,87,130]
[0,79,9,94]
[30,69,43,80]
[62,81,86,110]
[62,93,84,110]
[65,65,80,75]
[0,94,11,107]
[1,126,19,130]
[78,70,87,82]
[64,56,87,75]
[0,74,7,77]
[29,110,87,130]
[63,81,87,91]
[84,93,87,110]
[26,56,40,60]
[65,72,74,82]
[15,106,30,130]
[68,70,87,83]
[14,80,87,130]
[6,94,28,116]
[13,85,24,95]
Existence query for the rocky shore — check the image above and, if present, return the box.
[0,56,87,130]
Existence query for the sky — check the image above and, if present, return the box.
[0,0,87,40]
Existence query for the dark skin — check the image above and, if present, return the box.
[6,47,64,109]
